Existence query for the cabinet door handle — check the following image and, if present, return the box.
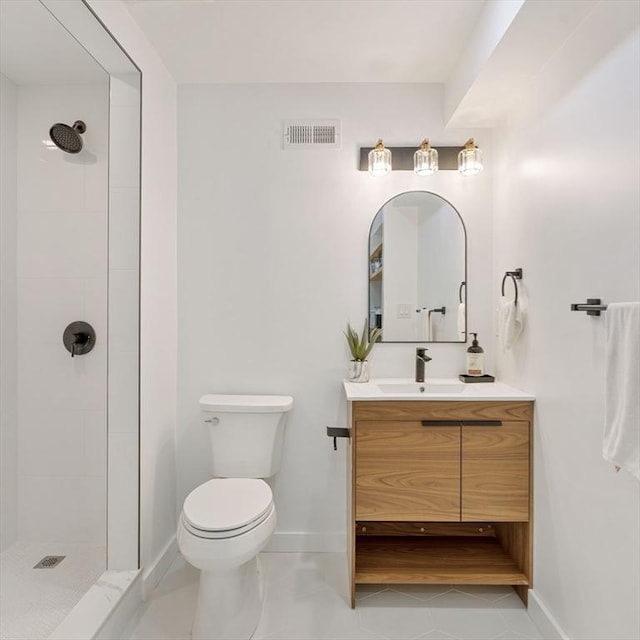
[421,420,462,427]
[461,420,503,426]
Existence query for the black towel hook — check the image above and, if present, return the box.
[501,268,523,304]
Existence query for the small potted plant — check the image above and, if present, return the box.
[345,320,382,382]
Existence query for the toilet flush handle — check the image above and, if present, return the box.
[204,417,219,425]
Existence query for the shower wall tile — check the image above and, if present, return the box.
[17,148,86,213]
[107,76,140,570]
[17,83,109,214]
[18,210,107,278]
[17,278,85,346]
[16,83,109,545]
[109,105,140,188]
[18,409,85,478]
[109,187,140,270]
[108,350,139,435]
[84,411,108,478]
[82,475,107,543]
[84,153,110,212]
[107,432,139,570]
[0,73,18,552]
[84,277,108,350]
[18,343,107,412]
[18,475,105,544]
[108,269,139,353]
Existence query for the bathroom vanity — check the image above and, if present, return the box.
[343,379,534,608]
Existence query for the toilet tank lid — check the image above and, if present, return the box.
[200,394,293,413]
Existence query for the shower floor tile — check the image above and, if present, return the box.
[0,541,105,640]
[123,553,543,640]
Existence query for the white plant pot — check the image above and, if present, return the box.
[348,360,370,382]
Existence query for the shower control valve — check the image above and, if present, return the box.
[63,321,96,357]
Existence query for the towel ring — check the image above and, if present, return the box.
[459,281,466,304]
[501,268,523,304]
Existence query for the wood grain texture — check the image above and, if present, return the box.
[348,400,534,602]
[496,522,532,605]
[355,421,460,521]
[348,403,355,608]
[461,422,530,521]
[353,400,532,422]
[355,537,529,585]
[355,522,495,537]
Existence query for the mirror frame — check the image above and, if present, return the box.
[367,190,467,343]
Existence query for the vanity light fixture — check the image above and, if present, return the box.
[458,138,483,176]
[368,139,392,176]
[414,139,438,175]
[359,141,483,174]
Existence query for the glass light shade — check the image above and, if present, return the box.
[414,141,438,175]
[458,140,483,176]
[368,140,392,176]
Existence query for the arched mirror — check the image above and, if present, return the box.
[368,191,467,342]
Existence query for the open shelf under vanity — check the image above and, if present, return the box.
[355,525,528,586]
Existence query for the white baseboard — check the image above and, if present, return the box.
[264,532,346,553]
[141,535,178,599]
[528,589,569,640]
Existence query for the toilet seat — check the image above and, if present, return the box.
[182,478,273,539]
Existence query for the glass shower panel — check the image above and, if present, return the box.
[0,1,140,637]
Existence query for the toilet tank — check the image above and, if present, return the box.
[199,394,293,479]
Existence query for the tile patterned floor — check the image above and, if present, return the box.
[0,541,105,640]
[123,553,543,640]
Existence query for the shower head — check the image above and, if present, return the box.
[49,120,86,154]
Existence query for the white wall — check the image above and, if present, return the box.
[15,83,109,544]
[493,2,640,638]
[177,83,494,549]
[0,73,18,552]
[88,0,178,580]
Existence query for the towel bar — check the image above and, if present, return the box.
[571,298,608,316]
[501,268,523,304]
[415,306,446,315]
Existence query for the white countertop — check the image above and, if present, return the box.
[343,378,535,402]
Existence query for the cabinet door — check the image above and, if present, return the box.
[461,421,530,522]
[356,421,460,521]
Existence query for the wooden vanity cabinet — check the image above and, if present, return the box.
[348,400,533,608]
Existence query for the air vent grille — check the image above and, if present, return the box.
[283,119,340,149]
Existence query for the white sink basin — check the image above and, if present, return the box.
[377,382,465,395]
[343,378,534,402]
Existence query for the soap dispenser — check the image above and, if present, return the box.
[466,333,484,376]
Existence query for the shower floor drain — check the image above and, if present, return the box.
[33,555,66,569]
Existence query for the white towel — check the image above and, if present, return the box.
[496,296,525,351]
[457,302,466,336]
[603,302,640,480]
[425,311,433,341]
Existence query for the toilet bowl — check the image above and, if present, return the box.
[177,479,277,639]
[177,394,292,640]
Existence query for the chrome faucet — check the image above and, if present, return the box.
[415,347,432,383]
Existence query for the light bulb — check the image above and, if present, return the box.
[458,138,483,176]
[414,139,438,175]
[368,139,392,176]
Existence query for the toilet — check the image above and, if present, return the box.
[177,393,293,640]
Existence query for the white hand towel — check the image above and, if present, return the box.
[457,302,466,336]
[603,302,640,480]
[496,296,525,351]
[425,311,433,341]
